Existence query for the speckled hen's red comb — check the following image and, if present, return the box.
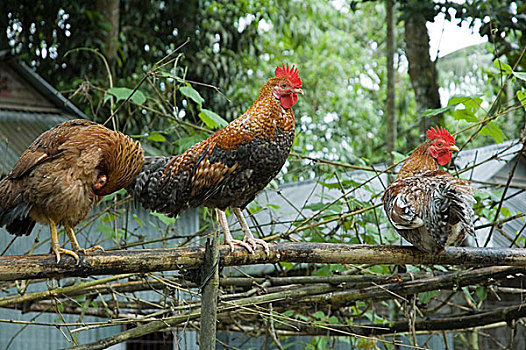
[426,126,455,144]
[275,63,302,88]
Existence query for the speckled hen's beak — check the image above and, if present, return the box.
[294,88,304,95]
[449,145,460,152]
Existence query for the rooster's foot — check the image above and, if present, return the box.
[224,239,255,254]
[244,237,270,256]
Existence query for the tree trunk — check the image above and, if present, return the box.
[404,13,443,138]
[95,0,120,71]
[385,0,396,181]
[0,1,8,50]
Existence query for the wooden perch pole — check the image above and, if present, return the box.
[2,243,526,281]
[199,229,220,349]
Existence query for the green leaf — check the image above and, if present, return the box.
[150,212,176,225]
[501,207,511,217]
[480,121,505,143]
[418,290,438,304]
[176,134,207,153]
[179,86,204,106]
[105,87,146,105]
[452,109,478,123]
[448,96,473,105]
[158,71,184,82]
[493,58,513,74]
[517,90,526,111]
[133,214,143,229]
[461,97,482,110]
[147,133,166,142]
[282,310,294,317]
[280,262,294,270]
[476,285,487,306]
[421,105,453,117]
[198,108,228,129]
[327,316,339,324]
[101,213,115,223]
[312,311,325,320]
[514,72,526,81]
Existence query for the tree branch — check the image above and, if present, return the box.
[2,243,526,281]
[65,266,525,350]
[257,301,526,337]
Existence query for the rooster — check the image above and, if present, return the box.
[382,126,475,253]
[0,119,144,263]
[129,63,303,254]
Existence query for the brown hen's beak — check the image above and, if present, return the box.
[449,145,460,152]
[294,88,304,95]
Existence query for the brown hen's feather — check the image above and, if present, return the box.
[0,119,144,262]
[382,127,475,253]
[129,66,303,254]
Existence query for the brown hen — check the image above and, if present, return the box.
[0,119,144,263]
[129,63,303,254]
[382,126,475,253]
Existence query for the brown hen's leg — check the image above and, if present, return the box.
[217,209,254,253]
[49,220,79,264]
[233,208,270,256]
[65,226,104,255]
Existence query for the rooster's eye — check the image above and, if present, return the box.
[280,83,287,88]
[436,142,443,147]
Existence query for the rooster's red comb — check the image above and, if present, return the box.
[426,126,455,144]
[275,63,302,88]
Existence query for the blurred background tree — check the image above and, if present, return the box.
[1,0,524,166]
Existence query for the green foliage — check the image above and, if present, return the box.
[199,108,228,129]
[179,86,205,106]
[150,212,176,226]
[105,87,146,105]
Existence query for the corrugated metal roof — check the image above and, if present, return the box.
[0,50,87,118]
[0,111,72,174]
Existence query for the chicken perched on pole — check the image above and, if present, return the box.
[129,64,303,254]
[0,119,144,263]
[382,126,475,253]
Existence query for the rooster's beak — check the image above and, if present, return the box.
[294,88,304,95]
[449,145,460,152]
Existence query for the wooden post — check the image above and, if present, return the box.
[199,229,220,349]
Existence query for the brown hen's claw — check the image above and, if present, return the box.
[52,247,80,264]
[78,245,105,255]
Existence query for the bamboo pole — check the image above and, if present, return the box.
[65,266,525,350]
[2,243,526,281]
[249,301,526,337]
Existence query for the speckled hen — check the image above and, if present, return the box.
[382,126,475,253]
[0,119,144,263]
[129,64,303,254]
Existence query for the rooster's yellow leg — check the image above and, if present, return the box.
[49,220,79,264]
[233,208,270,256]
[217,209,254,253]
[65,226,104,254]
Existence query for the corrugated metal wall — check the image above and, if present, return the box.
[0,206,200,349]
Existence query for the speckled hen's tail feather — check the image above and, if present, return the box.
[429,182,475,248]
[127,156,178,214]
